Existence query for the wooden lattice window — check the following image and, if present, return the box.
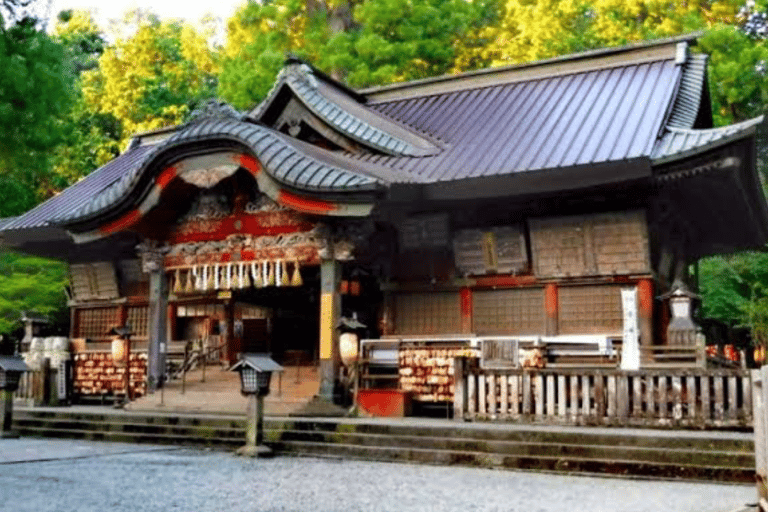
[473,288,545,335]
[558,285,623,335]
[76,307,119,340]
[127,306,149,339]
[394,292,461,335]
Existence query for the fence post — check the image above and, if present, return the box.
[754,367,768,511]
[453,357,466,421]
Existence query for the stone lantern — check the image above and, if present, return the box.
[230,354,283,457]
[0,356,30,438]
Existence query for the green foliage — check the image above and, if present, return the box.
[80,11,218,145]
[217,0,496,109]
[699,252,768,343]
[697,25,768,125]
[0,249,68,337]
[0,17,74,216]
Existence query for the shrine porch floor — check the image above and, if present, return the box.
[124,364,321,416]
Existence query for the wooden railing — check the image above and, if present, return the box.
[454,359,753,428]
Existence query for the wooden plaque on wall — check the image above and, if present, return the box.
[453,225,528,275]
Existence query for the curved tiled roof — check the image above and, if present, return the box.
[665,54,709,129]
[253,62,440,157]
[55,117,385,225]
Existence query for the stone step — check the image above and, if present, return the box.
[12,409,755,482]
[272,429,754,468]
[271,441,755,482]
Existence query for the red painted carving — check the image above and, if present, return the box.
[167,211,315,245]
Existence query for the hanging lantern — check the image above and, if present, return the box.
[214,263,221,290]
[291,261,303,287]
[340,280,349,295]
[172,269,182,294]
[266,261,275,287]
[111,335,128,368]
[193,266,202,291]
[350,279,361,296]
[756,345,766,364]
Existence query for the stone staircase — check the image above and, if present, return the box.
[12,408,756,483]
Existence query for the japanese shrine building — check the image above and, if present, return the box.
[2,35,767,405]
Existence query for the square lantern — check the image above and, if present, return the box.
[230,354,283,396]
[0,356,30,392]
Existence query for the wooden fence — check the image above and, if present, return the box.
[753,366,768,511]
[454,359,753,428]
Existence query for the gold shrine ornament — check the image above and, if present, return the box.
[291,260,303,287]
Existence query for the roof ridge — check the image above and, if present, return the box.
[363,34,699,102]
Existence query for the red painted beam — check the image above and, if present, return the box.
[277,189,337,214]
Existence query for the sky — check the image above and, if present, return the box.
[48,0,248,26]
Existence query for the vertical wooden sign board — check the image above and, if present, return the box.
[621,287,640,370]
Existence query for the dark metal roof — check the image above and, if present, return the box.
[252,62,440,157]
[360,58,681,182]
[56,118,386,225]
[230,354,284,373]
[652,116,764,163]
[3,145,156,231]
[0,356,30,372]
[665,54,708,129]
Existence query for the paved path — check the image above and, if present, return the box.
[0,438,757,512]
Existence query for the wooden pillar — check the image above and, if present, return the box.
[319,259,341,401]
[141,244,168,394]
[167,303,177,344]
[637,278,654,347]
[544,283,558,336]
[460,287,472,334]
[224,300,235,364]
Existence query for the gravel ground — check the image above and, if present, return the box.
[0,439,757,512]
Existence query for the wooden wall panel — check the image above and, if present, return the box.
[473,288,546,335]
[558,285,623,335]
[69,262,119,301]
[453,226,528,275]
[529,211,650,278]
[394,292,461,335]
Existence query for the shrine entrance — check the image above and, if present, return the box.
[232,265,321,365]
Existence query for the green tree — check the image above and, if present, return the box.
[80,11,218,146]
[456,0,740,67]
[0,17,74,217]
[218,0,496,110]
[49,10,120,190]
[0,250,68,338]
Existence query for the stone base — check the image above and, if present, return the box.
[290,396,348,417]
[236,444,274,458]
[0,430,20,439]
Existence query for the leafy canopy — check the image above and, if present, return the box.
[218,0,496,110]
[0,250,68,337]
